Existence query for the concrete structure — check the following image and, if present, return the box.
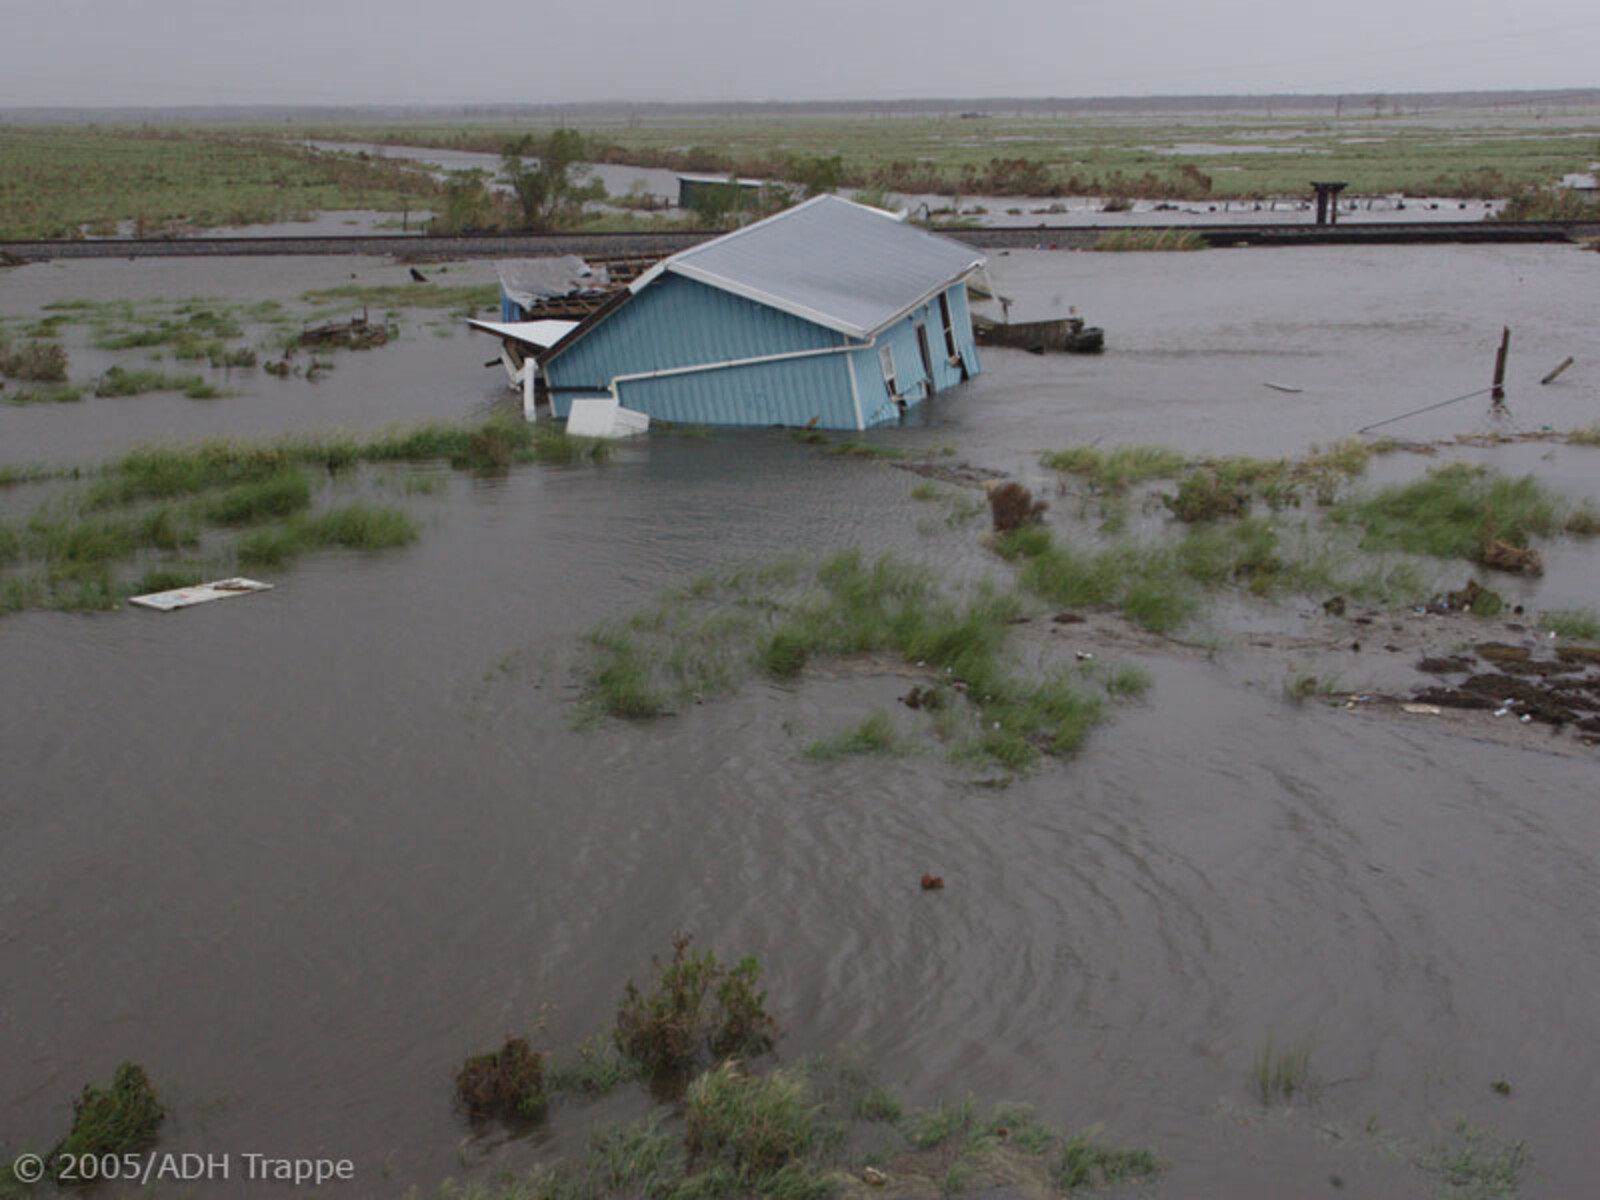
[539,195,985,430]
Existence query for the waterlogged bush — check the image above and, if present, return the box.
[455,1037,546,1122]
[987,481,1047,533]
[614,934,778,1078]
[46,1063,165,1181]
[0,338,69,382]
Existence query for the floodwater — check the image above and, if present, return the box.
[3,244,1599,1198]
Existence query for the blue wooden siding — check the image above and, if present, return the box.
[543,273,980,430]
[852,283,984,428]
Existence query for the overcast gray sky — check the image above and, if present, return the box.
[2,0,1598,107]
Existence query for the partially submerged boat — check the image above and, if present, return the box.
[972,314,1104,354]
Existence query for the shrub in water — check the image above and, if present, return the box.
[987,482,1047,533]
[614,934,779,1078]
[455,1036,546,1121]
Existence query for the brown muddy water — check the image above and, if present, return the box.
[3,245,1599,1198]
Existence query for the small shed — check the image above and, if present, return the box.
[540,195,985,430]
[676,173,769,213]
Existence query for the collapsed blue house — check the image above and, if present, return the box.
[537,195,986,430]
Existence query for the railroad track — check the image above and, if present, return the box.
[2,221,1595,262]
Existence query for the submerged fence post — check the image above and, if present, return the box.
[1492,326,1511,405]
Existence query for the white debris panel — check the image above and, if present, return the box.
[128,578,274,612]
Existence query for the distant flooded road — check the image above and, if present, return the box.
[3,243,1598,1197]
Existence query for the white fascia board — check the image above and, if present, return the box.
[861,262,987,339]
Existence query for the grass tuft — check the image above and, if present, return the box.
[1424,1121,1527,1200]
[1334,464,1562,567]
[1055,1127,1160,1192]
[803,710,903,760]
[1253,1034,1314,1106]
[1541,608,1600,642]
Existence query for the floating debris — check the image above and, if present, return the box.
[128,577,273,612]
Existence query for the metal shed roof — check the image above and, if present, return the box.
[630,194,985,340]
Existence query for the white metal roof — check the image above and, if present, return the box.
[631,194,985,340]
[466,318,581,348]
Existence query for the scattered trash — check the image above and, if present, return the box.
[128,577,272,612]
[1322,595,1347,616]
[1401,704,1442,715]
[901,685,944,711]
[1491,1079,1513,1096]
[862,1166,889,1186]
[920,874,944,891]
[1075,650,1094,661]
[1264,382,1304,394]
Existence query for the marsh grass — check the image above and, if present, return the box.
[2,383,82,405]
[1091,229,1208,251]
[235,504,417,567]
[1541,608,1600,642]
[1568,423,1600,448]
[1335,464,1563,566]
[1042,444,1187,492]
[94,366,220,400]
[1424,1121,1527,1199]
[1055,1127,1160,1192]
[1253,1035,1315,1106]
[824,441,908,461]
[301,282,500,317]
[545,1036,646,1098]
[1004,518,1425,635]
[46,1063,164,1181]
[683,1063,817,1184]
[803,710,903,760]
[582,550,1134,768]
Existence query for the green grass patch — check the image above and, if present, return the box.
[544,1036,646,1098]
[202,469,313,524]
[0,126,440,240]
[236,504,417,567]
[581,550,1138,768]
[1541,608,1600,642]
[824,441,908,460]
[1055,1127,1161,1192]
[684,1063,818,1188]
[803,710,903,760]
[1568,423,1600,447]
[1424,1120,1527,1199]
[301,282,500,316]
[94,366,220,399]
[2,383,82,405]
[1091,229,1208,251]
[1334,463,1563,565]
[1041,444,1187,491]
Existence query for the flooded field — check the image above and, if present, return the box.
[3,243,1599,1198]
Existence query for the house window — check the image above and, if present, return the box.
[878,344,900,400]
[939,292,960,362]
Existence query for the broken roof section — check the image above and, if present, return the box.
[496,255,660,320]
[629,194,985,340]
